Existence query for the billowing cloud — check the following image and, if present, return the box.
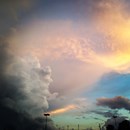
[3,54,57,116]
[0,39,57,129]
[97,96,130,110]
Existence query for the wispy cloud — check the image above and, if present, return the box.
[49,104,76,115]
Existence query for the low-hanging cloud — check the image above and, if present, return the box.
[91,110,120,118]
[97,96,130,110]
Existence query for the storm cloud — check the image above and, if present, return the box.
[97,96,130,110]
[0,38,57,129]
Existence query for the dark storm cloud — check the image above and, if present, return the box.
[97,96,130,110]
[0,39,56,129]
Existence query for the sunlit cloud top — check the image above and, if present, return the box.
[6,0,130,73]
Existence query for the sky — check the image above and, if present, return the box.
[1,0,130,129]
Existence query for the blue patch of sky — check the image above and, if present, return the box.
[82,71,130,99]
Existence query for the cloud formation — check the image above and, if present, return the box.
[91,110,120,118]
[1,0,130,128]
[2,0,130,73]
[91,0,130,71]
[0,38,57,129]
[6,0,130,116]
[2,54,56,116]
[7,0,130,73]
[97,96,130,110]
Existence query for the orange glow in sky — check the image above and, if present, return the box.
[49,105,76,115]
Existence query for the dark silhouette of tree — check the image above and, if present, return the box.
[106,124,114,130]
[118,120,130,130]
